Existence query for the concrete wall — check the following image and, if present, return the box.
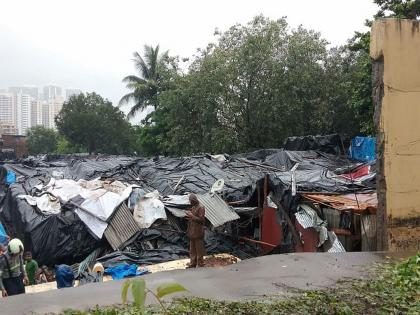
[371,19,420,251]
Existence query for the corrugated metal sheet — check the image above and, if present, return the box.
[326,231,346,253]
[197,193,240,227]
[303,193,377,214]
[104,203,140,250]
[165,193,240,227]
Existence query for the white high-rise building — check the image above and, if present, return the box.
[0,93,15,125]
[9,86,38,100]
[43,85,62,100]
[16,94,32,135]
[31,99,43,127]
[65,88,82,101]
[45,96,64,129]
[42,101,49,128]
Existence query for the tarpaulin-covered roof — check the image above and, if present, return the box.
[0,147,375,266]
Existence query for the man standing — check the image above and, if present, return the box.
[0,238,28,297]
[186,194,206,268]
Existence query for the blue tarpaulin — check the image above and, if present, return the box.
[6,170,16,184]
[0,223,7,246]
[55,264,75,288]
[349,137,376,162]
[104,264,148,280]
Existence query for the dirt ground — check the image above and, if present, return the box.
[203,255,239,267]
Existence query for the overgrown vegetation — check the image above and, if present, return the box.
[62,254,419,315]
[26,1,420,157]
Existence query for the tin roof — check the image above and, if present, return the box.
[104,203,140,250]
[165,193,240,227]
[197,193,240,227]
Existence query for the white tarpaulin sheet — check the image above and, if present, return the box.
[19,178,136,239]
[134,191,167,228]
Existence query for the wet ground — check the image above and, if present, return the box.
[0,252,411,315]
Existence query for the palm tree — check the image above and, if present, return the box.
[119,45,168,119]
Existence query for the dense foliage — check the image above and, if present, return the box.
[130,16,364,155]
[53,0,419,157]
[55,93,134,154]
[27,126,58,155]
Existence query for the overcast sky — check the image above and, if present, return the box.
[1,0,377,109]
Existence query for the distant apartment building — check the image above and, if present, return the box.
[41,96,64,129]
[0,93,15,125]
[43,85,62,100]
[42,101,49,128]
[31,99,43,127]
[15,94,32,135]
[9,86,38,100]
[65,88,82,101]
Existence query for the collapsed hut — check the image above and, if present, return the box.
[0,134,377,280]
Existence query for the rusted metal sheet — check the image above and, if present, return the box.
[261,205,282,254]
[104,203,140,250]
[294,220,318,252]
[303,193,377,214]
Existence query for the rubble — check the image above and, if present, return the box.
[0,134,377,284]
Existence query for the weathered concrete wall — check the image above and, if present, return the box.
[371,19,420,251]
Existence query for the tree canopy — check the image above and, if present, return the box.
[55,93,133,154]
[131,16,363,156]
[27,126,58,155]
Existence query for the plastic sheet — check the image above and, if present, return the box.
[0,185,101,266]
[349,137,376,162]
[283,134,344,155]
[55,264,75,289]
[133,191,167,228]
[104,264,148,280]
[0,222,8,246]
[6,170,16,184]
[0,151,372,267]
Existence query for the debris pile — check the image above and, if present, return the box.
[0,134,377,280]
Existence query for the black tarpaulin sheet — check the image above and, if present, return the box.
[283,134,344,155]
[96,229,255,268]
[0,184,100,266]
[0,151,374,267]
[263,150,361,172]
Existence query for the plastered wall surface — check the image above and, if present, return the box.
[371,19,420,251]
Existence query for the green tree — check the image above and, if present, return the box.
[55,136,85,154]
[154,16,355,155]
[375,0,420,19]
[119,45,179,119]
[27,126,58,155]
[55,93,133,154]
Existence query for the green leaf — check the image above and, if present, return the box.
[131,278,146,308]
[121,279,131,304]
[156,282,188,299]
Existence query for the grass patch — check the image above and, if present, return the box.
[63,253,419,315]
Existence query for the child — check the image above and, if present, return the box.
[35,267,47,284]
[24,251,38,286]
